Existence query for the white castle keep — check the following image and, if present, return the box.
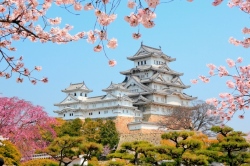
[54,44,196,133]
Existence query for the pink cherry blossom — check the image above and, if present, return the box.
[219,93,228,98]
[212,0,223,6]
[35,66,42,71]
[209,70,214,76]
[190,79,198,84]
[41,77,48,83]
[0,5,6,13]
[108,60,117,67]
[5,73,10,79]
[242,27,250,34]
[107,38,118,49]
[97,12,117,26]
[199,75,210,83]
[236,57,243,63]
[48,17,62,25]
[226,80,235,88]
[229,37,241,46]
[102,0,109,4]
[87,30,97,44]
[16,78,23,83]
[94,45,103,52]
[127,1,136,9]
[95,10,102,17]
[84,3,94,10]
[226,58,235,67]
[218,66,229,76]
[74,3,83,11]
[132,33,141,39]
[24,68,30,75]
[31,80,37,85]
[207,63,216,70]
[0,72,5,77]
[96,30,107,40]
[238,115,244,119]
[145,0,160,8]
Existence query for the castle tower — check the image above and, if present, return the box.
[120,44,196,124]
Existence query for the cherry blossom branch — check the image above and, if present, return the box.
[191,57,250,122]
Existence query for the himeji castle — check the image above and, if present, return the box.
[54,44,196,133]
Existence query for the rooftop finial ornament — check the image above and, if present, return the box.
[141,41,143,45]
[159,46,161,50]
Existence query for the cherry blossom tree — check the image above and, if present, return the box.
[0,96,56,158]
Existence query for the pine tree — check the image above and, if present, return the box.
[210,126,250,166]
[100,120,119,149]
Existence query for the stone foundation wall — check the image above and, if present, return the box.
[118,132,164,149]
[143,114,166,123]
[80,116,166,134]
[113,116,135,134]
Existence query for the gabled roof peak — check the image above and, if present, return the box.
[62,81,92,93]
[102,82,128,92]
[127,44,176,62]
[141,43,162,51]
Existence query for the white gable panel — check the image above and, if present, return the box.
[102,93,116,100]
[60,95,78,104]
[127,84,145,93]
[167,96,181,105]
[124,77,149,92]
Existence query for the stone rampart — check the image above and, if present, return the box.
[118,132,163,148]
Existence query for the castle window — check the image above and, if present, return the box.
[80,93,82,96]
[104,110,108,114]
[144,60,146,64]
[99,111,100,114]
[126,110,128,113]
[64,114,65,117]
[138,62,140,66]
[141,61,143,65]
[85,94,87,97]
[74,93,76,96]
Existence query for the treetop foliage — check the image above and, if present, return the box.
[0,140,21,166]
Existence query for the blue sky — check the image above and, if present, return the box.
[0,0,249,132]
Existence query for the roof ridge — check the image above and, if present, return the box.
[142,44,161,51]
